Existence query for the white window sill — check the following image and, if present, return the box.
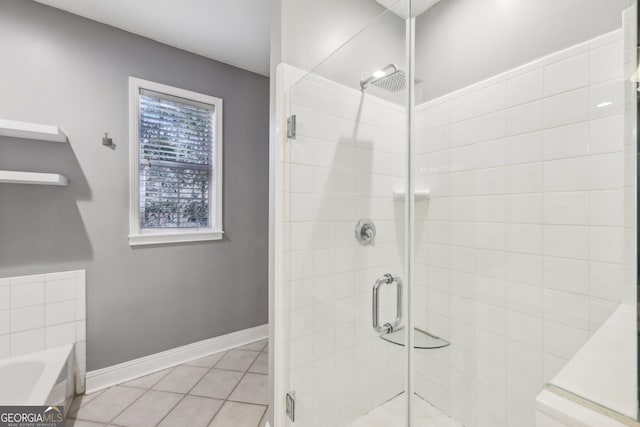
[129,231,224,246]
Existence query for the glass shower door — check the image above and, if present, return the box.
[282,8,411,427]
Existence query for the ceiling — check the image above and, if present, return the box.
[33,0,271,76]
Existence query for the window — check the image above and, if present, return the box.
[129,78,223,246]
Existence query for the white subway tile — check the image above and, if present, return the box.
[506,224,543,255]
[506,132,544,166]
[11,282,44,309]
[543,192,588,225]
[544,88,589,128]
[11,305,44,332]
[590,79,624,120]
[45,278,76,303]
[589,115,623,154]
[507,254,543,286]
[507,164,543,194]
[543,321,588,359]
[0,335,9,359]
[0,311,10,335]
[10,274,45,286]
[45,300,76,326]
[507,341,543,381]
[590,41,623,84]
[589,226,623,264]
[588,152,623,190]
[507,282,543,317]
[476,111,507,142]
[11,328,44,356]
[543,257,589,294]
[506,101,543,136]
[543,289,589,330]
[589,261,623,301]
[589,190,623,226]
[543,158,588,192]
[0,287,9,311]
[451,119,476,148]
[507,370,542,408]
[543,225,588,259]
[451,93,476,123]
[544,53,589,96]
[543,122,589,160]
[475,82,507,116]
[45,323,76,348]
[507,310,542,350]
[507,69,543,107]
[507,194,543,224]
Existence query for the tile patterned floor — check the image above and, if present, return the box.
[66,339,269,427]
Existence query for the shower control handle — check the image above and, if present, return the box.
[355,218,376,246]
[372,274,403,334]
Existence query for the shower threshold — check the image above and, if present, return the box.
[380,327,450,349]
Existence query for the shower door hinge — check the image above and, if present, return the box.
[287,115,296,139]
[286,392,296,422]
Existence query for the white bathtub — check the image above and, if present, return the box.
[0,345,75,410]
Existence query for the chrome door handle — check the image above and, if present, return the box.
[372,273,403,334]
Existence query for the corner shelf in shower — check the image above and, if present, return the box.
[380,327,450,349]
[0,119,67,143]
[0,170,68,186]
[393,190,431,201]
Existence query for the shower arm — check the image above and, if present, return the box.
[360,64,399,90]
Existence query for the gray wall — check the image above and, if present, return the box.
[0,0,269,371]
[416,0,631,102]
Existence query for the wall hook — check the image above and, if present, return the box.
[102,132,114,147]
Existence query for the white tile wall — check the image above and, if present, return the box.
[0,270,86,393]
[282,68,407,427]
[414,30,628,427]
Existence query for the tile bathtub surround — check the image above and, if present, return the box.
[66,339,268,427]
[0,270,86,392]
[414,30,629,426]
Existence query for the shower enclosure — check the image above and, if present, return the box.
[273,0,638,426]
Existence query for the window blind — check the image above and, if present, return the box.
[138,89,215,229]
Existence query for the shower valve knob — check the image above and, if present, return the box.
[355,218,376,246]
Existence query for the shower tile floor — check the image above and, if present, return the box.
[65,339,268,427]
[347,394,462,427]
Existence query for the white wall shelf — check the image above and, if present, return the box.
[0,119,67,143]
[0,170,68,186]
[393,190,431,201]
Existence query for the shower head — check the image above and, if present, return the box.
[360,64,407,92]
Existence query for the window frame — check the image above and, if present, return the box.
[128,77,223,246]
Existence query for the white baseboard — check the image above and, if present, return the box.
[85,324,268,394]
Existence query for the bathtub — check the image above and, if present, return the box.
[0,345,75,412]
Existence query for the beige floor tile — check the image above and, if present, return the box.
[190,369,244,400]
[157,395,224,427]
[184,352,226,368]
[248,352,268,375]
[121,368,171,389]
[228,373,268,405]
[214,350,259,372]
[68,390,106,417]
[208,401,266,427]
[74,386,145,424]
[236,340,267,352]
[152,365,209,394]
[64,419,104,427]
[111,390,182,427]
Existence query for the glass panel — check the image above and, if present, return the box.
[412,0,637,425]
[284,6,411,427]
